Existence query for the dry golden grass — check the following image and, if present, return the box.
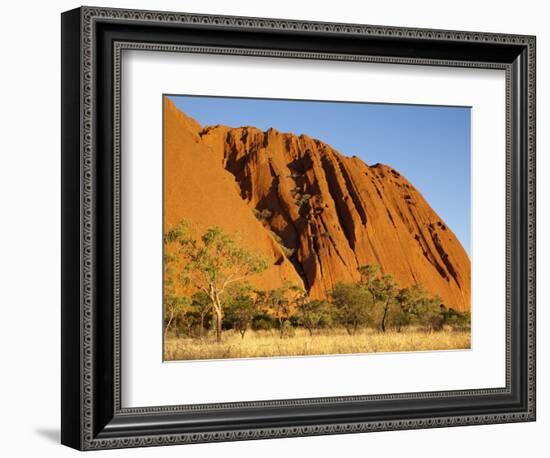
[164,327,470,361]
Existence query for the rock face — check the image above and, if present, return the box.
[164,98,471,311]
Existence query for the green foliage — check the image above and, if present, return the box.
[280,320,296,338]
[288,284,308,307]
[166,221,269,291]
[442,308,471,331]
[358,264,380,287]
[164,295,191,334]
[270,230,284,245]
[256,285,298,338]
[253,208,273,221]
[280,245,296,258]
[190,291,211,311]
[394,284,453,332]
[251,314,277,331]
[295,193,312,209]
[403,292,446,331]
[390,288,414,331]
[330,282,373,335]
[224,293,257,338]
[295,299,334,335]
[370,274,398,332]
[269,230,295,258]
[189,291,211,337]
[175,309,203,338]
[164,220,268,342]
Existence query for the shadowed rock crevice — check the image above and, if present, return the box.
[430,226,461,288]
[319,154,358,251]
[337,159,368,226]
[266,160,312,291]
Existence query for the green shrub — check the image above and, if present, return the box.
[251,314,276,331]
[253,208,273,221]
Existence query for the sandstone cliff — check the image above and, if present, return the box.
[164,98,471,311]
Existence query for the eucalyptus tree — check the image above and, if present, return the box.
[164,220,267,342]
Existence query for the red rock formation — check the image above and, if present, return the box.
[163,98,304,293]
[165,98,471,311]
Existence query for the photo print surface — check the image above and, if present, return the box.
[162,95,471,361]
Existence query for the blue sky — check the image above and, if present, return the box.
[169,95,471,256]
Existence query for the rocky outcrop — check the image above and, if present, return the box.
[165,98,471,311]
[163,99,304,293]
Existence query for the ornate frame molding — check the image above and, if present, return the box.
[62,6,536,450]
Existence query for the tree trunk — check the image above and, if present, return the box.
[210,290,224,343]
[214,309,223,343]
[380,302,389,332]
[165,310,174,335]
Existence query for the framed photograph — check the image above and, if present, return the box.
[61,6,536,450]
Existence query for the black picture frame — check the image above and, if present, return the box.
[61,6,536,450]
